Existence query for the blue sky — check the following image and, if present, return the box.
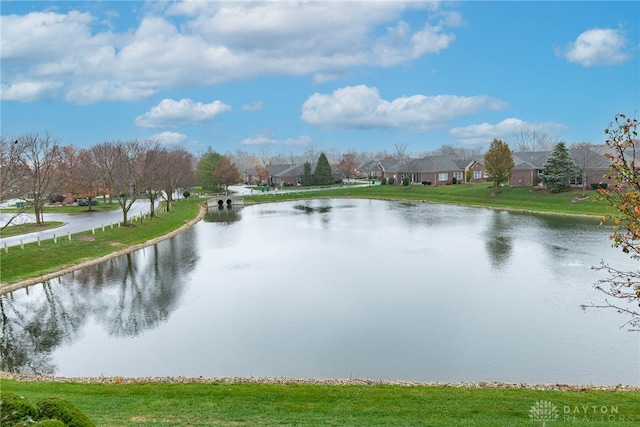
[1,1,638,157]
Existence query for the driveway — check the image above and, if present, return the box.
[0,199,156,248]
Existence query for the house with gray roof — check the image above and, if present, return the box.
[509,146,613,188]
[370,155,486,186]
[266,163,343,187]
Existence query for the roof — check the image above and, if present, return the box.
[512,151,551,170]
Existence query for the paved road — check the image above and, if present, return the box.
[1,183,375,248]
[0,199,157,248]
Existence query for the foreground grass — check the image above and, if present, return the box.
[244,184,616,217]
[0,221,64,238]
[0,198,203,285]
[2,380,638,426]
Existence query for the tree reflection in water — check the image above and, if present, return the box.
[203,206,242,224]
[0,227,199,374]
[484,211,513,271]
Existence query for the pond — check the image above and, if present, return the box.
[1,199,638,385]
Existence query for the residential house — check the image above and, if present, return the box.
[370,155,486,186]
[358,160,385,179]
[509,151,550,187]
[266,163,343,187]
[266,164,302,187]
[509,146,613,188]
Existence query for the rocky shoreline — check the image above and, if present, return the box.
[1,371,638,391]
[0,202,208,296]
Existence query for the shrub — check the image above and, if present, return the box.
[452,176,457,185]
[183,190,191,198]
[381,177,387,185]
[48,193,65,203]
[591,182,608,190]
[38,397,96,427]
[0,392,39,427]
[388,177,396,185]
[402,176,410,186]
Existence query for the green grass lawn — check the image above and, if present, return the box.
[0,221,64,238]
[2,380,638,426]
[244,184,616,217]
[0,198,203,285]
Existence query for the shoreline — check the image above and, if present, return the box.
[0,202,207,296]
[0,198,635,390]
[1,371,638,391]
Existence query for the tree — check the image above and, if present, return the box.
[0,136,29,230]
[157,147,195,211]
[65,147,104,211]
[313,153,333,185]
[17,133,65,225]
[301,161,313,186]
[570,142,599,193]
[541,141,576,193]
[211,156,241,193]
[514,129,555,152]
[253,160,269,185]
[92,140,144,226]
[483,139,514,187]
[581,114,640,330]
[138,142,164,218]
[336,152,359,183]
[196,150,222,192]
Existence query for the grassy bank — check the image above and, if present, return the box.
[0,198,203,285]
[244,184,616,217]
[2,379,638,426]
[0,221,64,238]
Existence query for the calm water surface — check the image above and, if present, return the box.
[1,199,639,385]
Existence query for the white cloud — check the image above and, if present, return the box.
[301,85,508,131]
[1,3,460,103]
[242,101,264,112]
[150,131,187,145]
[0,80,63,102]
[556,28,632,66]
[449,118,567,145]
[135,98,231,128]
[241,131,312,147]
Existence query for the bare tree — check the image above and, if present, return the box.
[17,133,64,225]
[156,147,195,211]
[92,140,145,225]
[570,142,598,193]
[138,142,164,218]
[435,144,458,156]
[0,136,29,230]
[394,143,410,183]
[515,129,556,152]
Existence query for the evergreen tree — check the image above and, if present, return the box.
[541,142,576,193]
[313,153,333,185]
[301,161,313,186]
[483,139,514,187]
[196,150,222,191]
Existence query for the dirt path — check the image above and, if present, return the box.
[0,203,207,296]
